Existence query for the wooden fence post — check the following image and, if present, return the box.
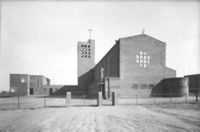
[196,92,198,102]
[44,96,46,108]
[112,92,118,106]
[18,95,20,109]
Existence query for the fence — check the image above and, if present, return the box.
[118,93,198,105]
[0,92,199,110]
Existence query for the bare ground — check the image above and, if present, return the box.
[0,101,199,132]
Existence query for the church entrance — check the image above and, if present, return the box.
[99,83,106,99]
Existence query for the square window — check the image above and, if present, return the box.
[140,55,143,59]
[144,52,147,55]
[144,60,147,63]
[140,60,143,63]
[132,84,138,89]
[11,88,15,92]
[147,60,151,63]
[140,51,143,55]
[144,56,147,59]
[147,56,151,59]
[141,84,147,89]
[148,84,154,89]
[140,63,143,67]
[136,55,139,59]
[144,64,147,68]
[136,59,139,63]
[21,78,26,83]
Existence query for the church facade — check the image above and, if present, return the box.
[78,34,176,98]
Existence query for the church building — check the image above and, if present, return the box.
[78,34,176,98]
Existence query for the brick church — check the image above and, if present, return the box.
[77,33,176,98]
[10,33,177,97]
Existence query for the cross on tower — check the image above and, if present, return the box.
[88,29,93,40]
[142,28,145,34]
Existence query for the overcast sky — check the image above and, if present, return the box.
[0,1,199,91]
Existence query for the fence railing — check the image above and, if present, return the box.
[0,92,199,110]
[117,93,199,105]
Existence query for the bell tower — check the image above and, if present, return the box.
[77,30,95,88]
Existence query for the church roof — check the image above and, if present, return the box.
[120,34,166,44]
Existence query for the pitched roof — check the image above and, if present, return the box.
[121,34,165,44]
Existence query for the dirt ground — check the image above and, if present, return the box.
[0,99,199,132]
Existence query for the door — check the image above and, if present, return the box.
[30,88,34,95]
[49,88,53,95]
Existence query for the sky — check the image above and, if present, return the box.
[0,0,199,91]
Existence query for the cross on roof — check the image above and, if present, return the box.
[88,29,93,40]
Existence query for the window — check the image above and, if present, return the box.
[43,78,47,85]
[141,84,147,89]
[11,87,15,92]
[80,44,91,58]
[135,50,151,68]
[21,78,26,83]
[148,84,154,89]
[132,84,138,89]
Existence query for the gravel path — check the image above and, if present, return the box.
[0,104,199,132]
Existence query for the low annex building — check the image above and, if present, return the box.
[184,74,200,93]
[10,74,52,96]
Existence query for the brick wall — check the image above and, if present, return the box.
[10,74,29,96]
